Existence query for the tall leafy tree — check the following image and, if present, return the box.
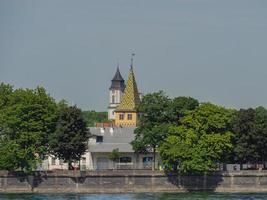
[0,84,58,171]
[49,105,89,169]
[168,96,199,124]
[131,91,199,170]
[232,107,267,166]
[159,103,234,173]
[232,108,257,164]
[254,107,267,164]
[131,91,170,169]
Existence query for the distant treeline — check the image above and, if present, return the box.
[82,111,109,126]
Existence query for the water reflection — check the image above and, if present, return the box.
[1,193,267,200]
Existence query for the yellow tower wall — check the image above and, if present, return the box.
[115,111,138,127]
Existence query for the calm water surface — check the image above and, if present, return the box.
[0,193,267,200]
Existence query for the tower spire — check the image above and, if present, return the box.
[117,58,120,70]
[130,53,135,70]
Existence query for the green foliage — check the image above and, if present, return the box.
[168,96,199,124]
[159,103,235,173]
[108,148,121,162]
[132,91,200,170]
[49,106,89,169]
[137,91,171,125]
[232,107,267,164]
[132,92,169,151]
[82,110,109,126]
[0,83,58,171]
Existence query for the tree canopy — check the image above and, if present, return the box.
[49,105,89,169]
[0,84,58,171]
[159,103,234,173]
[131,91,200,170]
[232,107,267,164]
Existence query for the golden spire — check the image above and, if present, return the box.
[116,57,140,111]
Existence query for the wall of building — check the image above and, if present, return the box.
[1,170,267,193]
[115,112,138,127]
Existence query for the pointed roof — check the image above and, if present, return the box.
[110,67,125,90]
[112,67,124,81]
[115,67,140,111]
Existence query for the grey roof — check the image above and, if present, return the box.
[88,127,136,153]
[112,67,124,81]
[110,67,125,90]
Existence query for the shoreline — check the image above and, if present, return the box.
[1,170,267,193]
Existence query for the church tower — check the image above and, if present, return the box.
[114,58,141,127]
[108,66,125,120]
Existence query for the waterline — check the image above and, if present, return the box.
[1,193,267,200]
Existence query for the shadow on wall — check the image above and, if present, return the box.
[9,171,49,191]
[165,171,223,192]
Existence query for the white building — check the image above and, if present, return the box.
[42,64,160,171]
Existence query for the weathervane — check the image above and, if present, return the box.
[131,53,135,69]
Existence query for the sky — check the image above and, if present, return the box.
[1,0,267,111]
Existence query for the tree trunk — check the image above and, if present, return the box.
[68,160,73,170]
[153,148,156,171]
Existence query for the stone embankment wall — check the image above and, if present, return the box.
[0,170,267,193]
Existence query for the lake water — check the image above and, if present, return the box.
[1,193,267,200]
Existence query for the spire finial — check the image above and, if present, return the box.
[117,58,120,70]
[131,53,135,70]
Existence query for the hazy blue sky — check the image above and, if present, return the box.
[1,0,267,111]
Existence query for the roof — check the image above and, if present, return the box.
[112,67,124,81]
[110,67,125,90]
[115,67,140,111]
[88,127,135,153]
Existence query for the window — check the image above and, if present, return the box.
[51,157,56,165]
[120,157,132,163]
[119,114,124,120]
[112,95,115,104]
[127,114,132,120]
[96,136,103,143]
[143,157,153,163]
[143,157,153,169]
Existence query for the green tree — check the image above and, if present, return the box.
[131,91,170,170]
[159,103,234,173]
[168,96,199,124]
[254,107,267,164]
[0,84,58,171]
[49,105,89,170]
[108,148,122,169]
[232,108,257,164]
[82,110,109,126]
[232,107,267,166]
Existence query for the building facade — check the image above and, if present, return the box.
[42,60,160,171]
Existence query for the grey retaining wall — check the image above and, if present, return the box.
[0,170,267,193]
